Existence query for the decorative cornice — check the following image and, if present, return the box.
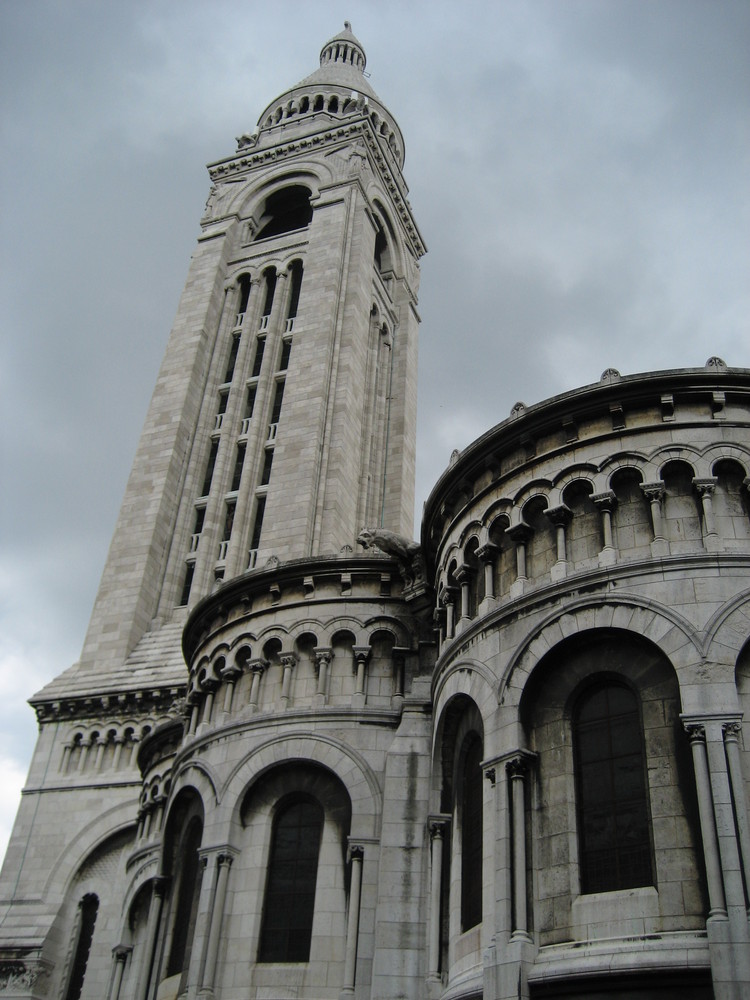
[31,686,186,725]
[206,118,426,259]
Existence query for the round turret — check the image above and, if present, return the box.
[319,21,367,72]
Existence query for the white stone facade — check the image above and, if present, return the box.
[1,23,750,1000]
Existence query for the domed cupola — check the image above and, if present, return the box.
[319,21,367,73]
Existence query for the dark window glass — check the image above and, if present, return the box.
[260,450,274,486]
[245,385,257,419]
[251,337,266,378]
[167,819,204,976]
[231,444,246,492]
[238,274,252,314]
[250,497,266,550]
[179,562,195,606]
[259,798,323,962]
[278,339,292,371]
[262,271,277,316]
[201,441,219,496]
[574,682,653,893]
[222,502,235,541]
[461,735,483,930]
[254,188,312,241]
[271,382,285,424]
[287,261,304,318]
[65,894,98,1000]
[217,391,229,415]
[224,333,241,383]
[192,507,205,535]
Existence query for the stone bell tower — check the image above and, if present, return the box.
[77,21,426,676]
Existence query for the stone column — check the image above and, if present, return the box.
[200,679,218,727]
[187,695,200,736]
[641,481,667,554]
[221,664,241,715]
[477,543,498,603]
[694,477,719,549]
[77,737,91,773]
[247,658,268,711]
[455,564,471,623]
[352,646,371,707]
[94,736,108,771]
[111,735,124,771]
[392,646,408,704]
[592,490,618,564]
[314,647,332,706]
[441,589,457,640]
[60,742,72,773]
[507,524,530,597]
[506,756,532,940]
[136,876,168,1000]
[129,733,140,768]
[723,721,750,904]
[684,724,726,917]
[109,944,132,1000]
[200,851,236,996]
[427,817,450,981]
[545,504,572,577]
[279,653,298,709]
[342,845,364,996]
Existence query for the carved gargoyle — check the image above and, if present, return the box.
[357,527,425,589]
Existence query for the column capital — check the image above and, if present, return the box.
[506,523,532,544]
[280,652,298,670]
[683,722,706,744]
[476,543,498,564]
[220,663,242,683]
[722,720,743,741]
[640,480,665,502]
[427,814,451,840]
[454,564,472,584]
[352,645,371,664]
[112,944,133,962]
[545,504,572,527]
[314,646,333,666]
[692,476,718,497]
[248,657,269,675]
[591,489,618,512]
[347,843,365,863]
[151,875,170,897]
[439,587,457,607]
[506,754,530,779]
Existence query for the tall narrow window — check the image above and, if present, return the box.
[250,497,266,550]
[224,333,241,383]
[244,385,257,420]
[278,339,292,371]
[201,441,219,496]
[251,337,266,378]
[260,449,274,486]
[64,894,99,1000]
[574,682,653,893]
[231,444,246,492]
[262,270,277,318]
[167,818,204,977]
[460,735,483,930]
[179,562,195,606]
[192,507,206,536]
[222,502,235,542]
[237,274,252,317]
[287,260,304,320]
[270,381,285,425]
[259,798,323,962]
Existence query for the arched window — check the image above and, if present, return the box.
[166,815,204,977]
[259,796,323,962]
[460,734,483,930]
[574,681,653,893]
[64,893,99,1000]
[254,186,312,240]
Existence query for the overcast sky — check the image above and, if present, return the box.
[1,0,748,862]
